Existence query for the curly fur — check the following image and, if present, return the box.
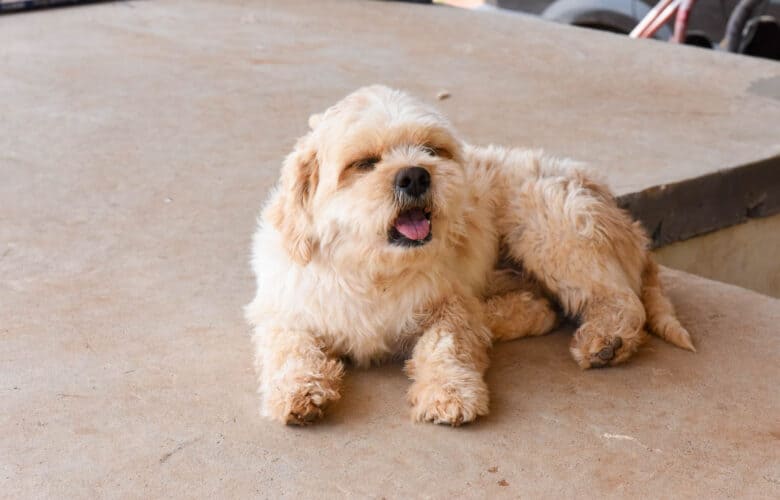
[245,86,694,426]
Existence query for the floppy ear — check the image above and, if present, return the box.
[265,133,320,265]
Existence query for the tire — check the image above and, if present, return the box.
[542,0,674,39]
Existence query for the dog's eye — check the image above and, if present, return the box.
[350,157,380,171]
[422,144,453,158]
[421,144,438,157]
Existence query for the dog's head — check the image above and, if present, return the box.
[265,85,467,271]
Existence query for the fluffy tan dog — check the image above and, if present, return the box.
[245,85,694,426]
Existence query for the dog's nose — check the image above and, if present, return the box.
[394,166,430,198]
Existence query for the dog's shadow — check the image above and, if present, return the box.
[308,322,689,429]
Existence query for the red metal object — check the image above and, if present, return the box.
[630,0,699,41]
[673,0,698,42]
[643,0,681,39]
[629,0,675,38]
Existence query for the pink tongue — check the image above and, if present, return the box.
[394,209,430,241]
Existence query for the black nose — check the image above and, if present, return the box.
[394,166,430,198]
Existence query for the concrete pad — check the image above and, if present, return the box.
[2,0,779,251]
[1,0,779,198]
[2,0,780,497]
[4,253,780,497]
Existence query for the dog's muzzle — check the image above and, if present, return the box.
[389,166,433,247]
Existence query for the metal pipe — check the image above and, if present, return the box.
[640,0,681,39]
[629,0,675,38]
[673,0,698,43]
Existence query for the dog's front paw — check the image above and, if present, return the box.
[408,378,489,426]
[569,324,647,369]
[262,376,342,426]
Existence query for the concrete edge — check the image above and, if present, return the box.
[0,0,111,16]
[617,153,780,248]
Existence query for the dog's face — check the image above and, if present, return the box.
[267,86,467,272]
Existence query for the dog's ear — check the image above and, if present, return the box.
[266,133,320,265]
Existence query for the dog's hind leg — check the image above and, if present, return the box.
[484,291,559,342]
[568,287,649,368]
[497,156,652,368]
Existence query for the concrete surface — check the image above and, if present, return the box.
[655,213,780,298]
[3,0,779,249]
[2,0,779,198]
[2,0,780,498]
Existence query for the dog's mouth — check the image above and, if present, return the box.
[388,208,432,247]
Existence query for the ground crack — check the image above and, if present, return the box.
[159,437,201,464]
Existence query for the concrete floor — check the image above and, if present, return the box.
[2,1,780,497]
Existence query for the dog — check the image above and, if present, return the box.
[245,85,694,426]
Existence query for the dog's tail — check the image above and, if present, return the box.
[640,259,696,351]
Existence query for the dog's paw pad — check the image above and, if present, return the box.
[596,337,623,362]
[570,330,639,369]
